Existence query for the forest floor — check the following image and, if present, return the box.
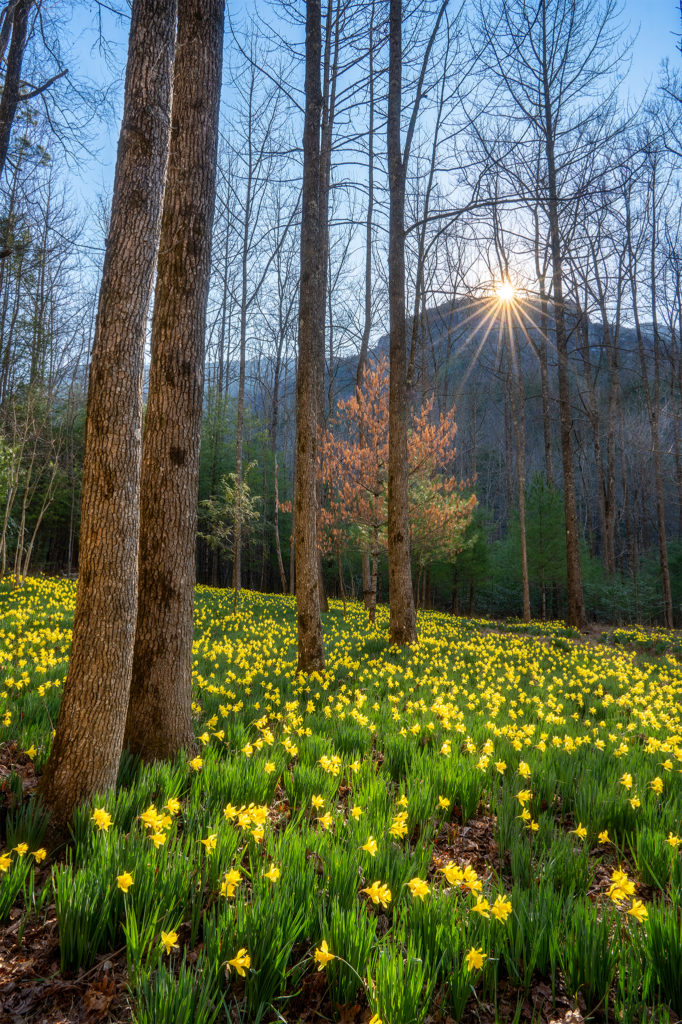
[0,578,681,1024]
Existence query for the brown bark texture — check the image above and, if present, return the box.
[386,0,417,645]
[124,0,224,760]
[38,0,177,825]
[294,0,325,672]
[0,0,31,185]
[540,7,585,629]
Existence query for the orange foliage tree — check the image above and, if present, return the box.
[319,357,476,620]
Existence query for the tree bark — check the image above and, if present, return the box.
[314,0,340,615]
[357,0,375,619]
[541,2,585,628]
[294,0,325,672]
[231,71,255,598]
[386,0,417,645]
[0,0,31,185]
[38,0,176,825]
[508,328,530,621]
[273,454,287,592]
[124,0,223,761]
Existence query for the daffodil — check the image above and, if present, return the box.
[227,948,251,977]
[361,836,378,856]
[314,940,335,970]
[91,808,112,832]
[116,871,134,892]
[160,930,179,955]
[465,946,487,971]
[264,864,280,883]
[471,896,491,918]
[608,868,635,904]
[361,880,392,908]
[627,899,648,923]
[491,895,513,923]
[407,877,429,900]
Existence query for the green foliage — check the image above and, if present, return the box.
[371,926,437,1024]
[559,899,618,1016]
[646,901,682,1015]
[233,887,305,1023]
[199,461,261,560]
[0,851,33,924]
[326,898,378,1005]
[132,954,224,1024]
[53,859,120,972]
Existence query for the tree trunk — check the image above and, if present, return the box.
[386,0,417,645]
[451,566,459,615]
[124,0,223,761]
[509,331,530,621]
[232,74,256,599]
[294,0,325,672]
[337,544,346,618]
[38,0,176,826]
[626,170,674,628]
[368,523,380,624]
[273,454,287,592]
[541,6,585,629]
[0,0,31,186]
[357,3,375,618]
[314,0,339,616]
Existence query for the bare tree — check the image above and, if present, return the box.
[124,0,224,762]
[474,0,629,627]
[38,0,176,826]
[295,0,325,671]
[387,0,447,645]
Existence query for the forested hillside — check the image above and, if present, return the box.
[1,0,681,629]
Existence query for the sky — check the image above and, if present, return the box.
[63,0,681,242]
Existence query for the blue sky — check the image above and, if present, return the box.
[65,0,680,232]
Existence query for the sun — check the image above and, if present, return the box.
[496,281,516,303]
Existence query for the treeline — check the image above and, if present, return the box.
[1,0,682,626]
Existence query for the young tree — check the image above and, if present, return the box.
[386,0,447,645]
[38,0,176,826]
[387,0,415,643]
[320,358,475,620]
[523,474,566,620]
[123,0,224,762]
[295,0,325,671]
[200,465,261,580]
